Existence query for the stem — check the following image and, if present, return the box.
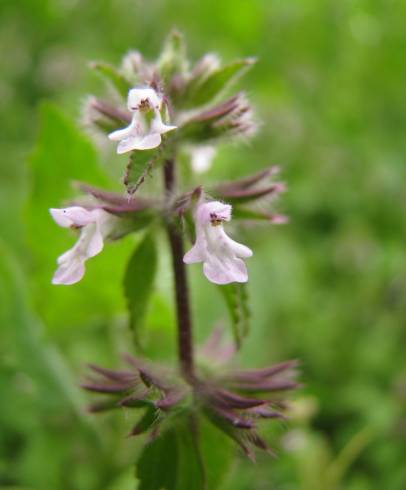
[163,159,195,381]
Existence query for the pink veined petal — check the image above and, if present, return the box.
[116,133,162,153]
[86,225,104,258]
[225,236,253,258]
[56,247,76,265]
[224,257,249,283]
[50,207,95,228]
[132,132,162,150]
[159,122,177,134]
[183,241,206,264]
[117,136,137,154]
[52,256,86,285]
[108,125,135,141]
[151,115,177,135]
[203,257,248,285]
[94,209,114,237]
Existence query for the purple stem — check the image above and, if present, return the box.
[163,159,195,382]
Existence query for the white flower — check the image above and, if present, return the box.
[50,206,114,285]
[184,201,253,285]
[108,87,176,154]
[190,145,216,173]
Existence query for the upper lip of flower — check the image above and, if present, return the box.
[210,210,229,222]
[197,201,232,224]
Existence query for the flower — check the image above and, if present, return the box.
[108,87,176,154]
[50,206,114,285]
[190,145,216,173]
[184,200,253,284]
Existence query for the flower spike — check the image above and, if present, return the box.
[108,87,176,154]
[184,200,253,284]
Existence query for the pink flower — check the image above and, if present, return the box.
[108,87,176,154]
[50,206,114,285]
[184,201,253,284]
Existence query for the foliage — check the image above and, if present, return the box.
[124,232,158,346]
[219,283,250,348]
[136,418,233,490]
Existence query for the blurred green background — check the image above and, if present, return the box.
[1,0,405,489]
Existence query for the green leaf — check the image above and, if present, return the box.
[203,408,251,461]
[0,240,98,433]
[121,398,156,409]
[124,149,159,196]
[90,61,132,98]
[130,406,159,436]
[124,233,157,346]
[197,417,234,490]
[232,208,273,220]
[28,102,109,207]
[136,429,178,490]
[158,30,188,83]
[181,58,255,109]
[218,283,250,348]
[136,416,234,490]
[232,208,288,224]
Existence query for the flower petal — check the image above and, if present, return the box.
[52,255,86,285]
[183,241,205,264]
[86,224,104,257]
[108,125,135,141]
[117,133,162,153]
[127,87,161,110]
[50,207,95,228]
[133,132,162,150]
[225,236,253,258]
[151,115,177,135]
[203,257,248,285]
[117,136,137,154]
[196,201,232,225]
